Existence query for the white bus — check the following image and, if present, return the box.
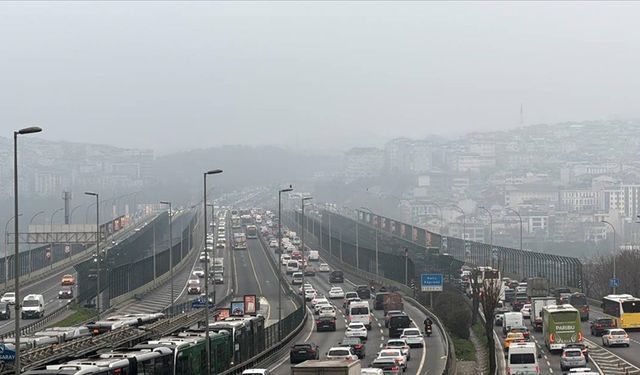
[602,294,640,329]
[246,225,258,239]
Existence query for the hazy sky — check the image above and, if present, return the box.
[1,1,639,153]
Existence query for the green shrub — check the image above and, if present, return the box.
[433,291,472,339]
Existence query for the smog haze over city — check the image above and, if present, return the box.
[2,1,640,259]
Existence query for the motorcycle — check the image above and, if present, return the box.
[425,325,432,337]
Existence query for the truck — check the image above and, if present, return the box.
[292,359,361,375]
[233,233,247,250]
[383,293,404,314]
[530,297,556,332]
[526,277,549,298]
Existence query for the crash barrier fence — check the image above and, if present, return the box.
[0,302,72,340]
[216,226,307,374]
[313,208,584,291]
[288,213,456,375]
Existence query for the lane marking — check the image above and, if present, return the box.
[270,305,316,371]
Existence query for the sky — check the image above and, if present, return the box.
[1,1,640,153]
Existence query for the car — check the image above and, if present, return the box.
[281,255,292,266]
[314,302,332,315]
[521,304,532,319]
[311,296,328,307]
[325,347,358,361]
[303,267,316,277]
[590,317,616,336]
[192,267,205,278]
[377,348,407,370]
[316,316,336,332]
[400,327,424,348]
[61,274,75,286]
[304,289,317,301]
[290,343,320,364]
[1,292,15,305]
[509,326,530,340]
[242,370,271,375]
[503,332,525,352]
[360,369,384,375]
[299,283,313,294]
[319,263,330,272]
[318,305,336,318]
[0,302,10,320]
[58,287,74,299]
[187,279,201,295]
[345,322,368,340]
[565,343,589,362]
[291,272,304,285]
[343,292,360,307]
[269,240,278,248]
[568,368,599,374]
[369,357,402,375]
[385,339,411,361]
[216,241,226,249]
[213,273,224,284]
[340,337,366,359]
[328,287,345,299]
[356,285,372,299]
[602,328,630,347]
[560,347,587,371]
[385,310,404,328]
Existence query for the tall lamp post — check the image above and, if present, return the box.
[505,208,523,277]
[206,203,217,307]
[360,207,379,275]
[160,201,174,314]
[203,169,222,375]
[478,206,493,267]
[28,211,45,277]
[301,197,312,287]
[278,186,293,339]
[602,220,617,294]
[14,126,42,375]
[50,208,64,268]
[4,214,22,291]
[84,192,100,318]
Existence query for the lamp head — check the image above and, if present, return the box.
[17,126,42,135]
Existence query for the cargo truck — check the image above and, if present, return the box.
[292,359,361,375]
[530,297,556,332]
[383,293,403,314]
[526,277,549,298]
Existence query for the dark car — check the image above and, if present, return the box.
[316,316,336,332]
[340,337,366,359]
[590,318,617,336]
[329,270,344,283]
[370,357,401,375]
[290,342,320,364]
[375,292,389,310]
[0,302,10,320]
[388,313,412,338]
[355,285,371,299]
[504,288,515,302]
[58,287,74,299]
[213,273,224,284]
[512,295,528,311]
[303,268,316,277]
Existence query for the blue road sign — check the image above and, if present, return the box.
[0,344,16,362]
[609,278,621,288]
[421,273,444,292]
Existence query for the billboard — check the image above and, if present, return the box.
[216,308,230,321]
[230,301,245,316]
[244,295,257,315]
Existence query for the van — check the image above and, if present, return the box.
[286,260,300,275]
[374,292,389,310]
[22,294,45,319]
[507,342,540,375]
[502,312,524,335]
[308,250,320,262]
[388,313,411,338]
[348,301,372,330]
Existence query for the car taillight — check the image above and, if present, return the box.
[625,333,629,338]
[355,344,363,349]
[316,320,321,324]
[506,367,511,375]
[535,365,540,374]
[578,332,583,342]
[549,333,555,344]
[391,367,399,372]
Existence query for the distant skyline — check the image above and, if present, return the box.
[2,2,640,153]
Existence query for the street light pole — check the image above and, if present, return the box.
[478,206,493,267]
[278,186,293,339]
[449,205,466,259]
[4,215,22,291]
[404,247,409,286]
[360,207,379,275]
[602,220,617,294]
[28,211,45,277]
[69,204,83,224]
[160,201,173,314]
[207,203,216,307]
[50,208,64,269]
[301,197,312,288]
[203,169,222,375]
[14,126,42,375]
[85,192,100,319]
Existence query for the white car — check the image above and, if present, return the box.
[385,339,411,360]
[326,347,358,361]
[304,289,317,301]
[241,369,271,375]
[192,267,205,278]
[602,328,630,347]
[314,302,332,315]
[328,287,345,299]
[299,283,313,294]
[206,238,214,244]
[269,240,278,248]
[319,263,330,273]
[521,304,532,319]
[360,369,384,375]
[216,241,226,249]
[319,305,336,318]
[401,328,424,348]
[345,322,368,340]
[311,296,329,307]
[206,244,214,250]
[281,255,291,266]
[1,292,15,305]
[377,348,407,370]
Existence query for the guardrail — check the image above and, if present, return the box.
[0,302,72,340]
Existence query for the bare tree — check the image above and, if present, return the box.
[470,269,481,325]
[470,267,502,374]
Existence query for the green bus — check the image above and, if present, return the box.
[542,304,582,352]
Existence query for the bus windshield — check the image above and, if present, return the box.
[622,301,640,313]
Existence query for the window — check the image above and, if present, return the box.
[509,353,535,364]
[350,307,369,315]
[622,301,640,313]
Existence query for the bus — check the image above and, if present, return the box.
[542,304,582,351]
[568,292,589,321]
[240,214,253,226]
[246,225,258,239]
[231,216,241,229]
[602,294,640,329]
[233,233,247,250]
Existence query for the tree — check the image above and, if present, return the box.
[470,267,502,374]
[470,269,481,325]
